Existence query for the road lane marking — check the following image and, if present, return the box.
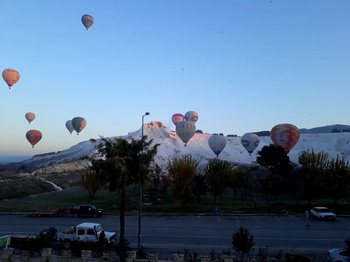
[336,217,350,224]
[294,216,305,224]
[157,217,165,222]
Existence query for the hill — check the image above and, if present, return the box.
[1,121,350,199]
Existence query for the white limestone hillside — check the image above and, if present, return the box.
[19,121,350,175]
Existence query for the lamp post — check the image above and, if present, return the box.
[138,112,150,253]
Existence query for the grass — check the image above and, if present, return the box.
[1,185,350,215]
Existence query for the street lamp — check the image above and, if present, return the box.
[138,111,150,253]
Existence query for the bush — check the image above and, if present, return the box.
[285,253,310,262]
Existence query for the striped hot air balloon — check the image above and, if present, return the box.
[176,120,196,146]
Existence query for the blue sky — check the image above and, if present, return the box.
[0,0,349,157]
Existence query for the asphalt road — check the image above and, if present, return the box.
[0,213,348,258]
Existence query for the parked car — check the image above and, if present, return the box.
[69,205,103,217]
[310,207,336,221]
[327,248,349,262]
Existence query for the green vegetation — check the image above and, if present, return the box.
[1,146,350,216]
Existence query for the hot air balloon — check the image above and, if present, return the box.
[72,117,87,135]
[65,120,75,134]
[208,134,227,157]
[26,130,42,148]
[25,112,36,124]
[172,113,183,126]
[2,69,20,89]
[81,15,94,30]
[241,133,260,155]
[176,120,196,145]
[270,123,300,154]
[184,111,199,124]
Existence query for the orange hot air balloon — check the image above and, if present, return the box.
[2,69,20,89]
[26,130,42,148]
[25,112,36,124]
[270,123,300,154]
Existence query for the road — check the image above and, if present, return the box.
[0,213,348,258]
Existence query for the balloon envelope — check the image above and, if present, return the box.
[2,69,20,89]
[241,133,260,154]
[72,117,87,134]
[81,15,94,30]
[65,120,75,134]
[26,130,42,148]
[25,112,36,124]
[184,111,198,124]
[270,123,300,154]
[208,134,227,156]
[172,113,183,126]
[176,120,196,145]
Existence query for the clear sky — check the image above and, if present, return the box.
[0,0,349,157]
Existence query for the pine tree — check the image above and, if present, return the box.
[232,226,255,261]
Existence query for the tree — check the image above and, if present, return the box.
[191,174,207,204]
[87,136,159,262]
[256,144,292,198]
[167,155,198,206]
[298,149,328,205]
[81,170,104,202]
[324,155,350,205]
[204,158,232,204]
[230,168,254,209]
[232,226,255,261]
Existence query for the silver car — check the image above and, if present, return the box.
[327,248,349,262]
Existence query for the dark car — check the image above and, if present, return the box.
[69,205,103,217]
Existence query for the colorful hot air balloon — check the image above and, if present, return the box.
[2,69,20,89]
[65,120,75,134]
[172,113,184,126]
[26,130,42,148]
[81,15,94,30]
[241,133,260,155]
[72,117,87,135]
[25,112,36,124]
[184,111,199,124]
[176,120,196,145]
[270,123,300,154]
[208,134,227,157]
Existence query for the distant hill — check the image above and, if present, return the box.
[0,156,32,164]
[253,124,350,136]
[299,124,350,134]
